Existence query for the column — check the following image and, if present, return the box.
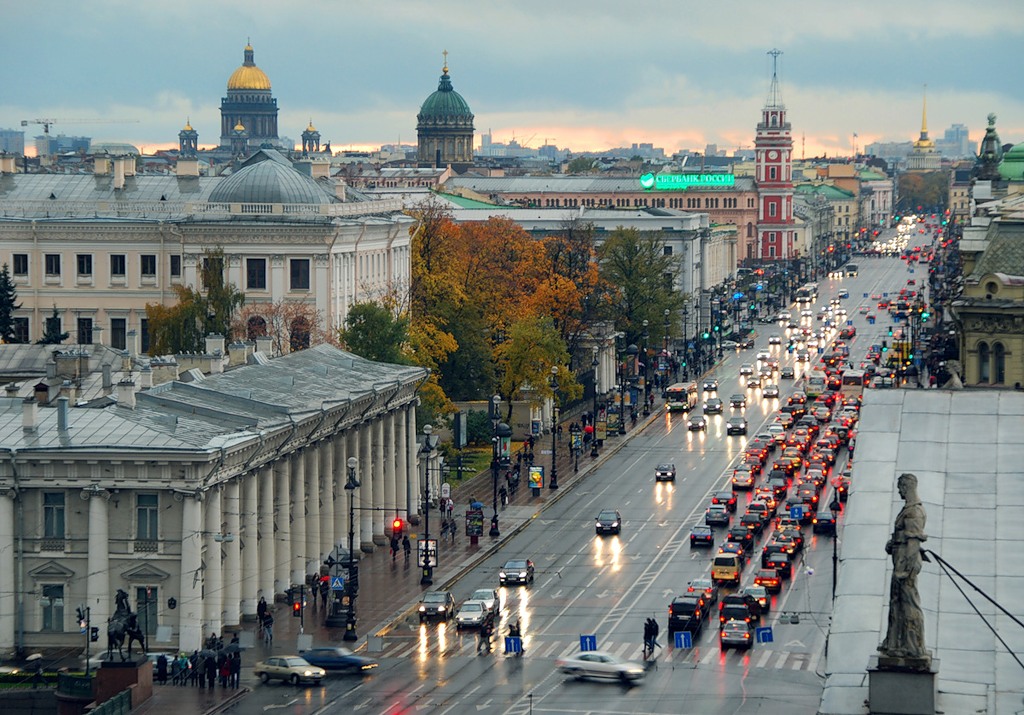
[372,417,386,543]
[258,466,276,601]
[203,487,223,633]
[84,488,111,628]
[273,459,291,594]
[290,451,306,585]
[178,493,204,652]
[304,447,320,576]
[320,439,335,563]
[0,491,15,648]
[382,414,396,534]
[241,473,259,619]
[395,410,408,526]
[222,480,241,627]
[359,424,374,552]
[407,404,420,520]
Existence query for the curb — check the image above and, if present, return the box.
[364,410,659,643]
[202,687,250,715]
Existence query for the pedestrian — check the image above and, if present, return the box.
[319,579,329,610]
[218,654,229,688]
[651,617,661,651]
[256,596,267,626]
[643,620,652,657]
[204,655,216,689]
[390,534,400,562]
[499,485,508,508]
[403,535,411,562]
[32,661,43,689]
[262,611,274,645]
[229,653,241,689]
[156,653,168,684]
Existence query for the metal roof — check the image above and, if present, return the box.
[445,175,756,194]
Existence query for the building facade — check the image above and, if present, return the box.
[753,52,796,262]
[0,344,429,655]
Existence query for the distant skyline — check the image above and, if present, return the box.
[2,0,1022,158]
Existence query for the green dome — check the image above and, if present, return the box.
[998,143,1024,181]
[417,70,474,125]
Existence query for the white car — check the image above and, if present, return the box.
[254,656,325,685]
[555,651,645,683]
[756,350,771,361]
[768,334,781,345]
[778,311,792,320]
[455,600,487,629]
[762,383,780,398]
[470,588,499,616]
[800,309,814,318]
[739,363,754,376]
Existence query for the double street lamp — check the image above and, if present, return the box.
[591,347,600,458]
[490,395,511,536]
[549,366,560,490]
[830,495,841,603]
[342,456,360,640]
[420,425,440,586]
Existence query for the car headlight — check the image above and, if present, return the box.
[437,606,444,611]
[303,670,313,676]
[499,572,506,578]
[519,572,527,578]
[419,606,426,611]
[611,522,619,527]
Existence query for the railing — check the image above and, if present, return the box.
[0,198,406,219]
[56,672,93,698]
[88,689,131,715]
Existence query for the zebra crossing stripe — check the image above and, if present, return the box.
[755,650,773,669]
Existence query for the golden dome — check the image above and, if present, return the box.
[306,120,317,132]
[183,120,193,131]
[234,121,246,132]
[227,44,271,91]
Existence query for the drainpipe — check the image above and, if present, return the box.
[5,449,24,658]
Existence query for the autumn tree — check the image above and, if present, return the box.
[0,264,22,343]
[233,299,329,355]
[493,316,581,417]
[597,227,686,345]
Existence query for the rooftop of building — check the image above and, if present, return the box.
[444,174,756,193]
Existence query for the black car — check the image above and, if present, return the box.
[418,591,456,622]
[689,525,715,547]
[704,397,724,414]
[740,512,765,534]
[301,647,378,674]
[812,509,837,535]
[705,504,731,527]
[499,559,535,586]
[726,416,748,435]
[702,379,719,392]
[711,490,737,512]
[595,509,622,535]
[729,394,747,409]
[655,463,677,482]
[668,595,708,636]
[688,415,708,431]
[727,525,754,550]
[766,552,793,579]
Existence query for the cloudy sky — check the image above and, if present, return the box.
[3,0,1022,157]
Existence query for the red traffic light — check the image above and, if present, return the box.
[392,517,404,536]
[292,601,301,617]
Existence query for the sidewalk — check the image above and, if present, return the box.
[141,400,662,714]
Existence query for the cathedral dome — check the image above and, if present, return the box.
[209,149,333,205]
[227,44,271,91]
[998,143,1024,181]
[417,66,474,125]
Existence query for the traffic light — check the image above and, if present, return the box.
[292,600,302,618]
[702,331,710,340]
[887,327,893,337]
[392,517,404,538]
[882,341,888,352]
[713,325,720,333]
[90,627,99,642]
[921,311,930,323]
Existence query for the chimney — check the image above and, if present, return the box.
[150,356,179,386]
[205,333,225,356]
[139,364,153,389]
[255,335,273,356]
[310,159,331,180]
[113,156,126,190]
[5,383,19,398]
[127,330,139,359]
[334,178,347,201]
[22,397,37,432]
[54,351,78,378]
[228,341,252,367]
[59,379,75,403]
[57,396,70,432]
[0,154,16,175]
[94,156,111,175]
[101,364,113,394]
[123,156,136,177]
[176,157,200,177]
[117,378,136,409]
[46,360,57,379]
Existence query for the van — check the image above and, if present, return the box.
[711,553,742,585]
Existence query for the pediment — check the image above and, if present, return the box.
[29,560,75,579]
[121,563,171,582]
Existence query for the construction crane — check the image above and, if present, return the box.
[20,118,139,136]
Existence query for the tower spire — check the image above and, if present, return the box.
[765,48,784,108]
[920,84,928,138]
[442,49,448,74]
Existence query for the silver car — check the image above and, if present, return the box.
[555,651,645,683]
[455,600,487,629]
[719,619,754,651]
[469,588,499,616]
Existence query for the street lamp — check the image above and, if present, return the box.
[681,305,689,380]
[420,425,440,585]
[549,366,560,489]
[591,347,600,458]
[489,395,511,536]
[342,456,360,641]
[626,344,639,426]
[641,320,650,416]
[830,495,841,603]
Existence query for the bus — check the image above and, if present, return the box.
[796,283,818,305]
[805,374,826,399]
[665,382,699,413]
[840,370,867,399]
[845,263,859,277]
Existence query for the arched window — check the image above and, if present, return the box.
[246,316,267,340]
[993,342,1006,384]
[977,341,990,384]
[290,316,311,352]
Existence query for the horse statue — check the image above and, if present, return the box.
[107,589,147,661]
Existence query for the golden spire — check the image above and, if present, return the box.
[921,84,928,136]
[183,117,193,131]
[306,118,317,132]
[442,49,448,74]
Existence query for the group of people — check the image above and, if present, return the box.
[642,617,661,659]
[157,633,241,689]
[390,534,412,562]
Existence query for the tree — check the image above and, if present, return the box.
[338,301,409,364]
[493,315,580,413]
[597,227,686,345]
[567,157,596,175]
[0,264,22,343]
[146,247,245,354]
[234,300,329,355]
[36,306,68,345]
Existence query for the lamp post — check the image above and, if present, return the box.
[342,456,360,641]
[488,395,510,536]
[420,425,439,586]
[549,366,560,489]
[830,495,841,603]
[641,320,650,416]
[591,347,600,457]
[681,305,689,380]
[626,343,639,424]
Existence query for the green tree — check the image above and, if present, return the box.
[339,301,409,364]
[493,316,580,415]
[36,306,68,345]
[0,263,22,343]
[597,227,686,345]
[567,157,596,175]
[146,247,245,354]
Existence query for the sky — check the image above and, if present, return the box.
[2,0,1023,158]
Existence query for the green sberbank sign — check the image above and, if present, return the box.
[638,173,736,190]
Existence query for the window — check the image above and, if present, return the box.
[77,317,93,345]
[12,317,28,344]
[978,341,990,383]
[77,254,93,277]
[12,254,28,276]
[110,318,126,350]
[45,314,62,339]
[45,254,61,276]
[41,584,64,632]
[290,316,311,352]
[137,494,158,541]
[663,246,673,256]
[43,492,65,539]
[140,255,157,278]
[110,255,126,277]
[247,258,267,290]
[769,202,777,217]
[140,318,150,354]
[769,167,777,180]
[994,342,1006,384]
[290,259,310,290]
[247,315,267,340]
[136,587,158,636]
[169,255,181,278]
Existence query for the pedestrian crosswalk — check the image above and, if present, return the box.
[372,633,821,671]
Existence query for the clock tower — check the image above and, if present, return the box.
[754,49,795,262]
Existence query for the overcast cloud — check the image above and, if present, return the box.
[2,0,1022,156]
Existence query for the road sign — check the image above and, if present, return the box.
[674,631,693,649]
[539,449,553,455]
[817,347,824,355]
[504,636,522,654]
[580,634,597,651]
[330,575,345,591]
[440,482,451,499]
[755,626,774,644]
[847,320,853,326]
[863,293,869,298]
[789,505,804,520]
